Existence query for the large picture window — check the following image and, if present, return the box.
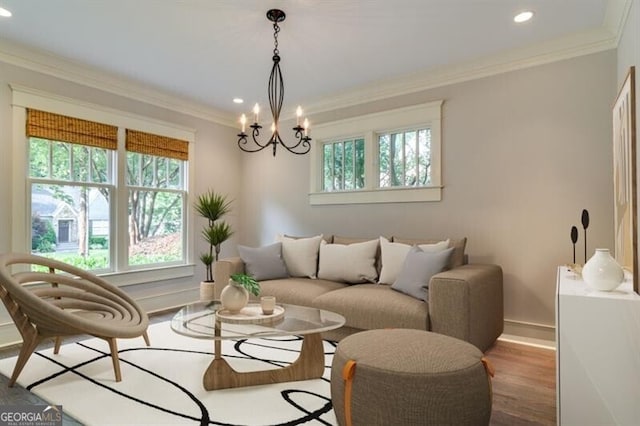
[310,101,442,205]
[15,95,194,281]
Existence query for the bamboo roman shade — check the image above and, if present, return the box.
[26,109,117,150]
[126,129,189,161]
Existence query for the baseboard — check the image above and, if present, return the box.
[500,319,556,349]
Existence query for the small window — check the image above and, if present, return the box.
[378,128,431,188]
[322,138,365,191]
[310,101,442,205]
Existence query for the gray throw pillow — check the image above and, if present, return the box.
[237,242,289,281]
[391,246,454,301]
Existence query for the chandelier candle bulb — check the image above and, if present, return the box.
[253,103,260,123]
[240,114,247,133]
[296,106,303,125]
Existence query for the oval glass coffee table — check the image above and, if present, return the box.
[171,301,345,390]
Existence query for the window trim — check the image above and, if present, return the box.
[309,100,443,205]
[11,85,196,285]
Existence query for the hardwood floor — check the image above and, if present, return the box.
[485,340,556,425]
[0,315,557,425]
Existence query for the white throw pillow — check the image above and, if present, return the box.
[318,239,379,283]
[378,236,450,285]
[277,234,323,279]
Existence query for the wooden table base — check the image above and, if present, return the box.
[202,332,325,391]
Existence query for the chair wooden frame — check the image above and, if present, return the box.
[0,253,150,386]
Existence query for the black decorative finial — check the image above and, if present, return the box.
[571,226,578,264]
[581,209,590,263]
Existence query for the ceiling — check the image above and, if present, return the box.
[0,0,629,124]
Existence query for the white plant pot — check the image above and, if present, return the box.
[582,248,624,291]
[199,281,216,301]
[220,280,249,313]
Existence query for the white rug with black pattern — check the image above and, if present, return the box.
[0,321,338,425]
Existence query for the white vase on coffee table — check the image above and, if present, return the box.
[220,279,249,313]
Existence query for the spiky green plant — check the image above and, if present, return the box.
[230,273,261,297]
[194,191,233,282]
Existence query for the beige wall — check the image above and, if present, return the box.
[239,51,617,329]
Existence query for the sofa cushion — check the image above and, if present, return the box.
[392,236,467,268]
[257,278,347,307]
[333,235,383,274]
[318,239,379,283]
[391,246,454,301]
[237,242,289,281]
[313,284,429,331]
[378,236,450,285]
[277,234,323,279]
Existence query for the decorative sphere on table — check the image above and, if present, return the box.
[582,248,624,291]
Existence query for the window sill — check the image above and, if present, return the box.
[309,186,442,205]
[100,263,195,287]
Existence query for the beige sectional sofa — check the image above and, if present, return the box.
[214,235,503,352]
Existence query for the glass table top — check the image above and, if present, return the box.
[171,300,345,340]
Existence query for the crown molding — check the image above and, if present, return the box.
[305,0,631,115]
[0,40,237,127]
[306,26,618,115]
[604,0,633,46]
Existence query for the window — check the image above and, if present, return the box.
[322,138,365,191]
[12,87,195,283]
[125,129,188,267]
[378,128,431,188]
[310,101,442,205]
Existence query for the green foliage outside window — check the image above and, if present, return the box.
[28,137,186,270]
[31,214,56,253]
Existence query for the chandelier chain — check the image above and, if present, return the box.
[273,22,280,56]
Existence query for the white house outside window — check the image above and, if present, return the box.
[310,101,442,205]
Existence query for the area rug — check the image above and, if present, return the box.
[0,322,338,425]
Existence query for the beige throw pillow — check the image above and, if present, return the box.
[277,234,323,279]
[318,239,379,283]
[378,236,449,285]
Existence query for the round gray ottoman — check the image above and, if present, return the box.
[331,329,493,426]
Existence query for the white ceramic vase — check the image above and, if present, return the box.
[582,248,624,291]
[220,279,249,313]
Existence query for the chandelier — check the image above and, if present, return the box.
[237,9,311,157]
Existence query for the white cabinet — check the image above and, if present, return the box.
[556,267,640,425]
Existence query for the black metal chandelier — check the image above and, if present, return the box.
[238,9,311,157]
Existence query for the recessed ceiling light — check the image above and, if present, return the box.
[0,7,12,17]
[233,98,244,104]
[514,11,534,23]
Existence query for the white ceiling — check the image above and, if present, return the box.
[0,0,629,123]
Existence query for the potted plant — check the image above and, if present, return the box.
[194,190,233,300]
[221,273,261,313]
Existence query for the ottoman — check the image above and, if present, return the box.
[331,329,493,426]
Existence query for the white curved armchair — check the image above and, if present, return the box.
[0,253,150,386]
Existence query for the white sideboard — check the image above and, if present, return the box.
[556,266,640,425]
